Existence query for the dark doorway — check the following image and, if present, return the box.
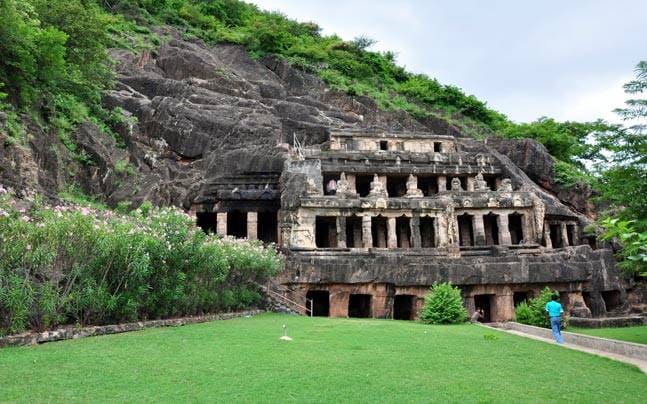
[348,294,372,318]
[420,216,436,248]
[508,213,524,245]
[602,290,622,312]
[387,176,407,197]
[582,292,592,311]
[474,294,494,323]
[434,142,442,153]
[458,214,474,246]
[483,213,499,245]
[196,212,218,234]
[345,216,363,248]
[550,224,563,248]
[513,291,529,307]
[371,216,388,248]
[566,224,576,246]
[355,175,372,197]
[227,210,247,238]
[396,216,411,248]
[379,140,388,151]
[306,290,330,317]
[585,236,597,250]
[483,175,497,191]
[394,295,416,320]
[418,176,438,196]
[323,173,337,195]
[258,211,278,243]
[315,216,338,248]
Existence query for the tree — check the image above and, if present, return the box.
[419,282,467,324]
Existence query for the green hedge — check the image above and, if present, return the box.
[419,282,468,324]
[0,190,283,335]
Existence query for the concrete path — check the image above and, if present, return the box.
[483,324,647,374]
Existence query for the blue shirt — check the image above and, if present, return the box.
[545,301,564,317]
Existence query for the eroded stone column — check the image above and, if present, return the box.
[543,222,553,249]
[497,214,511,245]
[410,216,421,248]
[494,293,515,322]
[330,287,349,317]
[216,212,227,236]
[346,174,357,194]
[387,217,397,248]
[473,214,486,246]
[362,216,373,248]
[437,176,447,193]
[247,211,257,240]
[336,216,347,248]
[561,222,570,246]
[466,177,475,192]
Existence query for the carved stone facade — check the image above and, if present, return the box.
[195,130,631,322]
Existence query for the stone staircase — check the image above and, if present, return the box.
[258,280,312,316]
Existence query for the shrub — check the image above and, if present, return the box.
[0,188,283,335]
[515,287,564,328]
[419,282,467,324]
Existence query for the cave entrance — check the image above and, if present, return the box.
[508,213,524,245]
[458,213,474,246]
[306,290,330,317]
[345,215,363,248]
[379,140,388,151]
[474,294,494,323]
[483,175,497,191]
[550,224,563,248]
[323,173,337,196]
[420,216,436,248]
[348,294,372,318]
[484,213,499,245]
[227,210,247,238]
[258,211,278,243]
[602,290,622,312]
[566,224,576,246]
[396,216,411,248]
[393,295,416,320]
[355,175,372,197]
[371,216,388,248]
[315,216,338,248]
[196,212,218,234]
[418,176,438,196]
[434,142,442,153]
[387,176,407,198]
[513,291,530,307]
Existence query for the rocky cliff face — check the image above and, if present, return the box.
[0,31,593,216]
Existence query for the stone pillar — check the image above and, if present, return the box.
[437,176,447,193]
[543,222,552,249]
[497,214,511,245]
[571,224,580,245]
[336,216,347,248]
[561,222,570,246]
[362,216,373,248]
[216,212,227,236]
[387,217,397,248]
[247,212,257,240]
[410,216,421,248]
[522,213,533,244]
[346,174,357,194]
[464,295,476,317]
[330,287,349,317]
[494,293,515,322]
[466,177,475,192]
[472,214,486,246]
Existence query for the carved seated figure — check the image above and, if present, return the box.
[497,178,513,192]
[450,177,463,192]
[405,174,424,197]
[474,172,489,191]
[368,174,388,198]
[305,176,320,196]
[336,172,357,198]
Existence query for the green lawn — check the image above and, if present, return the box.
[1,313,645,403]
[570,325,647,345]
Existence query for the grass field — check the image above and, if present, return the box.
[1,313,646,402]
[570,325,647,345]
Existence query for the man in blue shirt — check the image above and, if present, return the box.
[545,294,565,344]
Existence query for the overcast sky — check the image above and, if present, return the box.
[248,0,646,123]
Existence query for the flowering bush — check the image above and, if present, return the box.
[0,188,283,335]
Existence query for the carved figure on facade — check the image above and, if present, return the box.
[476,153,490,166]
[336,172,357,198]
[405,174,424,197]
[474,172,489,191]
[305,176,320,196]
[450,177,463,192]
[497,178,513,192]
[368,174,388,198]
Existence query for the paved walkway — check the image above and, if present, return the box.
[484,324,647,374]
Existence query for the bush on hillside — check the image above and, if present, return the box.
[419,282,467,324]
[515,287,566,329]
[0,188,283,335]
